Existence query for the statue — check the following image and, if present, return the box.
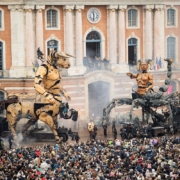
[4,50,75,143]
[126,59,154,95]
[37,47,44,62]
[102,58,179,132]
[126,59,154,122]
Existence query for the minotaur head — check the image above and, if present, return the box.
[137,59,154,71]
[48,50,75,69]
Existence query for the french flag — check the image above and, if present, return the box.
[154,57,161,70]
[154,64,160,70]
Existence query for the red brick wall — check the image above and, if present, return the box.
[0,6,12,70]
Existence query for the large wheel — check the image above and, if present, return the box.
[59,133,68,142]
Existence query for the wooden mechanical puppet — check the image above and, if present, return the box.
[126,59,154,95]
[5,50,74,143]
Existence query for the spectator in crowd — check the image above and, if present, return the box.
[0,132,180,179]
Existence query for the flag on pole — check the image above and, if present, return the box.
[158,57,162,68]
[156,57,158,65]
[32,62,36,72]
[36,62,39,68]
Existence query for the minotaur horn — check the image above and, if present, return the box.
[147,59,154,70]
[137,59,142,71]
[137,59,154,71]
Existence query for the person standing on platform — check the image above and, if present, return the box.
[103,123,107,138]
[112,119,116,132]
[75,133,80,144]
[93,125,98,140]
[0,137,4,150]
[8,133,13,149]
[113,128,117,140]
[88,120,95,141]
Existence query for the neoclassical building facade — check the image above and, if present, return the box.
[0,0,180,122]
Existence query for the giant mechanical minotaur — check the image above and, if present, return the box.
[4,50,75,143]
[33,50,73,142]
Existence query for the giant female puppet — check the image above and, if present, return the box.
[126,59,154,95]
[6,50,74,143]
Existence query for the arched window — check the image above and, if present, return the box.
[47,40,58,55]
[86,31,101,41]
[128,9,137,27]
[0,41,3,70]
[86,31,101,58]
[167,37,175,61]
[167,9,175,26]
[128,38,137,65]
[46,9,58,28]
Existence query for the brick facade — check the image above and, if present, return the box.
[0,1,180,123]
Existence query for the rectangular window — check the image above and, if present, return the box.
[47,10,57,28]
[51,10,57,27]
[128,9,137,27]
[167,9,175,26]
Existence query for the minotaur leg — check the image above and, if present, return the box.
[38,112,60,142]
[6,113,18,141]
[22,118,37,134]
[6,103,22,142]
[52,116,58,129]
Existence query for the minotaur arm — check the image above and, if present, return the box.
[34,65,55,104]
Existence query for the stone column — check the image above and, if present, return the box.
[63,5,74,66]
[75,5,84,66]
[144,5,154,60]
[107,5,118,64]
[36,6,45,55]
[24,5,35,68]
[154,5,165,69]
[118,5,127,63]
[8,5,26,77]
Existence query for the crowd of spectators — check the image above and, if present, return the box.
[83,56,111,71]
[0,134,180,179]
